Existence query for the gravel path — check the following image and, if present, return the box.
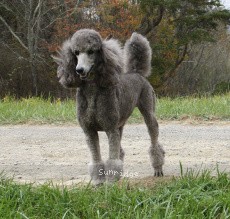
[0,122,229,184]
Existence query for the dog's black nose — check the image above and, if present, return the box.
[76,67,84,75]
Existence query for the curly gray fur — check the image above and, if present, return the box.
[52,40,82,88]
[124,32,152,77]
[53,29,165,184]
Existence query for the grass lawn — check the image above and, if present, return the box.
[0,169,229,219]
[0,93,229,124]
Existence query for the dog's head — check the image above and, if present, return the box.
[53,29,123,88]
[70,29,103,80]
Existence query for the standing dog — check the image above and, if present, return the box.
[53,29,165,185]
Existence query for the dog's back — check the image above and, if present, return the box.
[116,33,154,125]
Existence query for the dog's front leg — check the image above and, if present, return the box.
[85,130,105,185]
[105,129,123,183]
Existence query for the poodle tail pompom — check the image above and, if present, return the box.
[124,33,152,77]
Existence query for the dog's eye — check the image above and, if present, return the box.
[74,50,79,56]
[87,50,94,55]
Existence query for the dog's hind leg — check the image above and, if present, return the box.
[138,87,165,177]
[85,130,105,185]
[105,129,123,182]
[119,126,125,161]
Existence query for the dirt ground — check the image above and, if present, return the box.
[0,121,229,185]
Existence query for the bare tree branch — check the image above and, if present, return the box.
[151,5,165,28]
[20,0,25,6]
[33,0,43,23]
[160,44,189,92]
[175,44,188,67]
[0,15,28,51]
[0,3,14,13]
[2,42,29,61]
[34,0,43,50]
[8,1,24,18]
[163,44,188,81]
[137,5,165,35]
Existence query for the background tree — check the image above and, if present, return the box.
[0,0,78,97]
[38,0,230,95]
[137,0,230,93]
[1,0,46,95]
[168,24,230,95]
[1,0,230,98]
[47,0,141,52]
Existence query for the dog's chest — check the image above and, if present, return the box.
[84,88,97,116]
[77,86,97,115]
[76,86,119,130]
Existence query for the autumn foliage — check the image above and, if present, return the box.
[1,0,230,98]
[46,0,230,92]
[47,0,142,53]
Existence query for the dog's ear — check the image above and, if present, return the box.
[53,40,82,88]
[98,39,123,87]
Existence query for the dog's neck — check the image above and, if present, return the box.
[84,80,97,85]
[82,72,97,85]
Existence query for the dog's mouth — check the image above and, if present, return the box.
[79,74,88,80]
[78,65,95,81]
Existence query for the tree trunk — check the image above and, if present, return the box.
[30,55,38,96]
[27,0,43,96]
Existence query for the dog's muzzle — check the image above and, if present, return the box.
[76,67,84,75]
[76,65,94,80]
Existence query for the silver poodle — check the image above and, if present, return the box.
[53,29,165,185]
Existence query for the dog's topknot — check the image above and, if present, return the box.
[70,29,103,52]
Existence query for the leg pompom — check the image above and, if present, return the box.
[88,162,106,185]
[105,159,123,183]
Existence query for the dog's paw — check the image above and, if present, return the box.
[88,162,106,185]
[154,166,164,177]
[149,143,165,177]
[105,159,123,183]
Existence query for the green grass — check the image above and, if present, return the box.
[0,97,76,125]
[0,93,229,124]
[157,94,230,120]
[0,169,229,218]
